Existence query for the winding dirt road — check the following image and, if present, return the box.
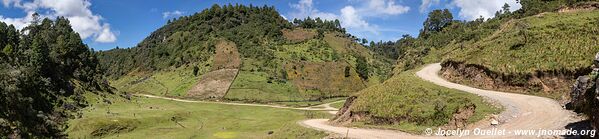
[136,94,339,112]
[299,63,580,138]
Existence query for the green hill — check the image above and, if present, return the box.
[435,9,599,99]
[332,68,500,134]
[98,4,394,105]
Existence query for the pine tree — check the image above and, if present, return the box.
[502,3,511,15]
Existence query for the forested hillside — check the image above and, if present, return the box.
[0,16,113,138]
[98,4,393,104]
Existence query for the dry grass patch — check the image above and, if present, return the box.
[285,61,366,99]
[187,69,239,99]
[281,28,316,43]
[212,40,241,70]
[187,40,241,99]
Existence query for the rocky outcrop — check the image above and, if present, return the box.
[568,76,592,112]
[567,53,599,131]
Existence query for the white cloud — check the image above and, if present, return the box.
[361,0,410,16]
[0,11,34,29]
[0,0,117,43]
[452,0,521,20]
[287,0,409,35]
[1,0,20,7]
[340,6,377,34]
[419,0,440,13]
[95,24,116,43]
[162,10,184,19]
[288,0,338,20]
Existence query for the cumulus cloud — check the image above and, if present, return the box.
[2,0,20,7]
[340,6,377,34]
[288,0,338,20]
[361,0,410,16]
[452,0,521,20]
[0,0,117,43]
[162,10,184,19]
[287,0,409,34]
[419,0,440,13]
[95,24,116,43]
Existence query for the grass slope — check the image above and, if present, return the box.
[330,100,346,109]
[226,71,303,102]
[110,65,207,97]
[435,10,599,74]
[348,68,501,134]
[68,93,328,138]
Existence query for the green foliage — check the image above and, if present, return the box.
[0,17,111,138]
[369,34,415,60]
[98,4,290,78]
[292,17,344,33]
[2,44,13,56]
[421,9,453,38]
[355,56,369,80]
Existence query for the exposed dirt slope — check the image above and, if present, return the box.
[282,28,316,43]
[187,40,241,99]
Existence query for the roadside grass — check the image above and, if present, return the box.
[330,100,346,109]
[349,68,502,134]
[275,97,347,108]
[68,93,328,139]
[438,10,599,75]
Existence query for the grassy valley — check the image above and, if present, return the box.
[67,93,329,138]
[2,0,596,138]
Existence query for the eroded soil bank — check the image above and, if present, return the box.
[440,61,591,102]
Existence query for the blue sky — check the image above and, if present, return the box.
[0,0,520,50]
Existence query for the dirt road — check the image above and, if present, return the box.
[136,94,338,112]
[299,63,580,138]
